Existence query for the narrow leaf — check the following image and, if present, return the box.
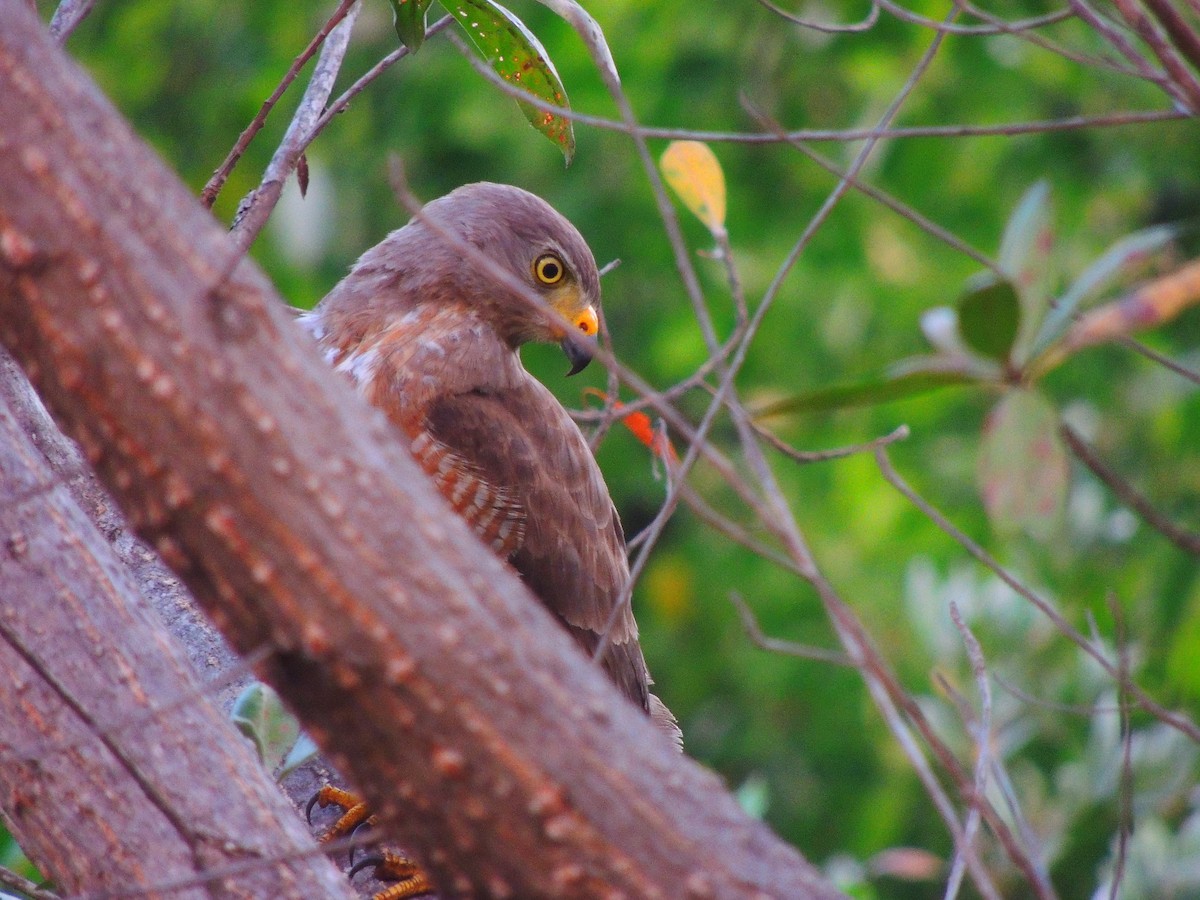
[449,0,575,162]
[389,0,434,51]
[660,141,727,235]
[755,370,975,417]
[1061,255,1200,354]
[998,180,1052,285]
[957,273,1021,363]
[998,181,1053,363]
[1030,224,1178,360]
[977,390,1068,539]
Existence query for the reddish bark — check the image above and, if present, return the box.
[0,3,842,897]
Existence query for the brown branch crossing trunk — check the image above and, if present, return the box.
[0,348,355,899]
[0,3,842,898]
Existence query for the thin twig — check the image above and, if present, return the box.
[742,99,999,272]
[1060,422,1200,555]
[1118,336,1200,384]
[229,0,362,249]
[0,618,202,864]
[430,12,1185,143]
[202,0,359,209]
[755,422,911,465]
[0,646,271,766]
[756,0,881,34]
[874,445,1200,744]
[48,0,95,43]
[944,601,993,900]
[0,865,57,900]
[729,593,850,665]
[1066,0,1183,101]
[877,0,1074,36]
[1108,593,1133,900]
[1141,0,1200,73]
[73,833,375,899]
[1108,0,1200,111]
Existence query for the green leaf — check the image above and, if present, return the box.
[998,181,1053,363]
[389,0,434,51]
[957,273,1021,363]
[1029,223,1177,361]
[976,390,1068,539]
[734,773,770,820]
[998,180,1052,285]
[755,370,975,417]
[231,681,304,778]
[448,0,575,162]
[280,733,320,780]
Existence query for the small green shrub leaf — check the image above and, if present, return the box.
[388,0,435,51]
[977,390,1068,539]
[958,273,1021,363]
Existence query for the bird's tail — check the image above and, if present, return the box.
[650,694,684,752]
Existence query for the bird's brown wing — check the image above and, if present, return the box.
[421,378,652,714]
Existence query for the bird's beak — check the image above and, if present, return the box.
[559,303,598,376]
[562,333,594,376]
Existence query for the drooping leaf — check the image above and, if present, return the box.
[976,390,1068,539]
[448,0,575,162]
[389,0,435,51]
[1029,223,1178,361]
[754,370,975,417]
[231,681,305,778]
[957,273,1021,363]
[660,141,727,235]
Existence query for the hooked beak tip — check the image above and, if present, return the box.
[562,336,594,376]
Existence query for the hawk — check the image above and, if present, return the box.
[299,181,680,743]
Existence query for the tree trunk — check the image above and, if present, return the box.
[0,349,355,899]
[0,3,843,897]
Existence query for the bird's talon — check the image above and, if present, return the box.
[348,854,385,880]
[349,818,376,865]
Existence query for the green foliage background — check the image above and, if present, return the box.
[43,0,1200,895]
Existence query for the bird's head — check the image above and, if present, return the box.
[415,182,602,375]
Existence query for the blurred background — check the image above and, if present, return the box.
[19,0,1200,896]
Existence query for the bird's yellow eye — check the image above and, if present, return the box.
[534,253,565,285]
[575,305,598,337]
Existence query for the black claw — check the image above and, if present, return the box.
[348,818,374,865]
[348,855,385,881]
[305,789,323,825]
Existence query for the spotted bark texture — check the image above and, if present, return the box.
[0,349,354,899]
[0,4,842,898]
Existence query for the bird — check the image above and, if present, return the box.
[298,182,680,897]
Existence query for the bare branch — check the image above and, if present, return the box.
[755,0,881,34]
[48,0,95,43]
[1060,422,1200,555]
[874,446,1200,744]
[730,593,850,665]
[201,0,359,209]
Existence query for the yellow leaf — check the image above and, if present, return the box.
[660,140,726,235]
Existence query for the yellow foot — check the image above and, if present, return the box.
[306,784,375,841]
[306,786,434,899]
[351,850,434,900]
